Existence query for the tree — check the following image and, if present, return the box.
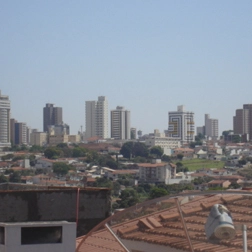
[117,188,139,208]
[238,159,247,166]
[222,130,233,137]
[176,162,183,168]
[189,141,202,148]
[9,171,21,183]
[232,135,241,143]
[150,146,164,158]
[1,154,14,161]
[120,142,149,159]
[229,182,241,189]
[133,142,149,158]
[149,187,168,199]
[72,147,87,157]
[120,142,134,159]
[12,155,25,162]
[106,159,118,169]
[52,162,71,176]
[177,154,184,160]
[56,143,68,148]
[113,181,121,196]
[133,156,147,163]
[0,174,8,183]
[138,183,153,193]
[29,145,44,153]
[44,147,62,159]
[195,133,204,142]
[161,155,171,162]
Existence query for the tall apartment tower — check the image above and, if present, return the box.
[168,105,195,144]
[14,122,27,145]
[205,114,219,139]
[130,127,137,139]
[85,96,108,139]
[43,103,63,132]
[0,90,11,148]
[233,104,252,139]
[111,106,130,140]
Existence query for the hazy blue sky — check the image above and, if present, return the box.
[1,1,251,135]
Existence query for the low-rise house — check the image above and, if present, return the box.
[173,148,194,158]
[194,183,208,190]
[21,176,33,184]
[84,177,96,187]
[138,159,176,184]
[166,172,192,185]
[33,174,52,184]
[211,169,229,176]
[190,172,210,179]
[211,175,244,184]
[195,149,207,159]
[103,167,138,181]
[65,180,84,187]
[35,158,55,170]
[0,161,10,168]
[39,180,66,187]
[207,179,231,188]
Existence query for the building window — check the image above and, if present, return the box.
[21,226,62,245]
[0,227,4,245]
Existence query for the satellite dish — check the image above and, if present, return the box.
[205,204,236,241]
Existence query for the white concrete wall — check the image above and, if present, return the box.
[0,221,76,252]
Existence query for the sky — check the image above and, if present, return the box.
[1,0,252,135]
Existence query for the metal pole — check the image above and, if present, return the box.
[105,224,130,252]
[242,224,247,252]
[175,198,194,252]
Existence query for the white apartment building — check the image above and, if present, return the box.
[0,90,11,148]
[138,159,176,184]
[145,137,181,154]
[96,96,108,139]
[168,105,195,144]
[85,96,108,139]
[111,106,130,140]
[205,114,219,139]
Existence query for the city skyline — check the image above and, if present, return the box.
[1,1,251,134]
[1,88,251,138]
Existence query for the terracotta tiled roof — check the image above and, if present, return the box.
[77,230,125,252]
[77,193,252,252]
[138,163,168,168]
[112,170,138,175]
[208,180,229,184]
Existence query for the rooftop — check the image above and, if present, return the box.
[76,191,252,252]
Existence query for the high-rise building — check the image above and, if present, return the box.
[14,122,27,145]
[43,104,63,132]
[0,90,11,148]
[111,106,130,140]
[130,127,137,140]
[96,96,108,139]
[168,105,195,144]
[10,118,17,145]
[30,132,47,146]
[205,114,219,139]
[85,101,96,139]
[85,96,108,139]
[233,104,252,139]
